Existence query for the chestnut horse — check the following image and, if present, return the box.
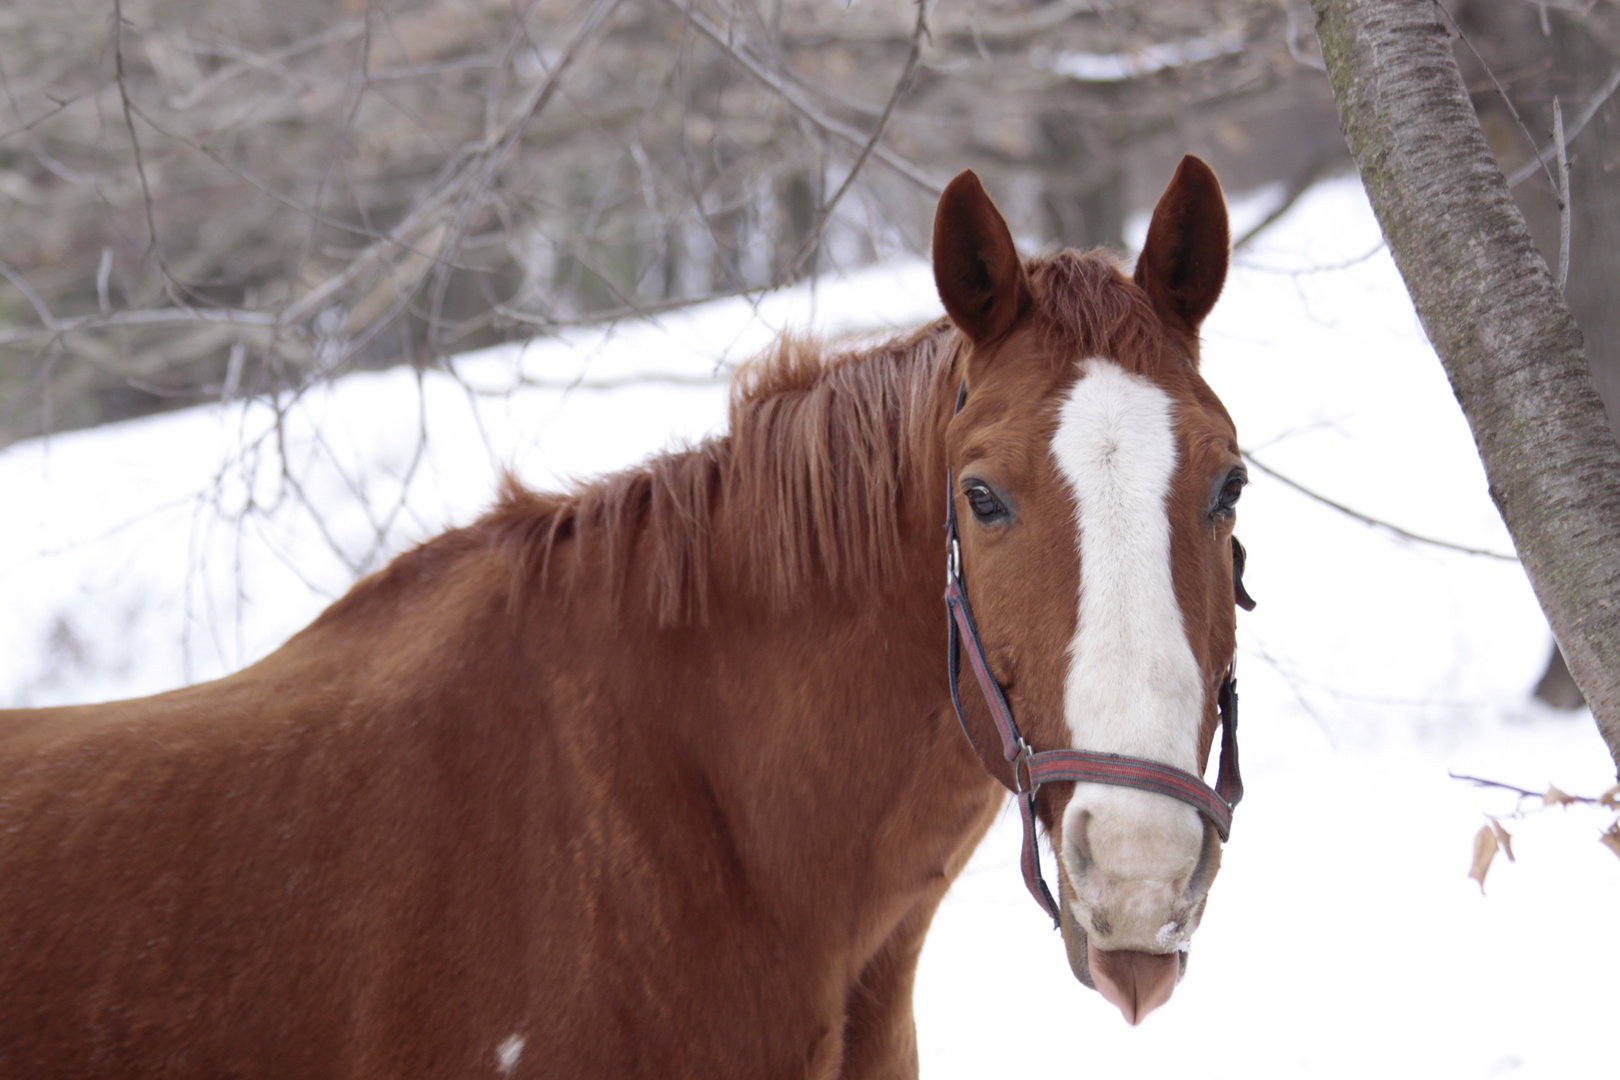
[0,157,1245,1077]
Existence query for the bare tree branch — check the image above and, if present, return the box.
[774,0,930,284]
[1,0,1330,451]
[1243,450,1520,560]
[0,307,277,349]
[111,0,171,294]
[1232,149,1341,250]
[1505,62,1620,186]
[660,0,945,195]
[283,0,621,333]
[1554,97,1570,291]
[1450,771,1616,807]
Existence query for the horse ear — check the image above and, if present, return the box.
[1134,155,1229,334]
[932,170,1031,346]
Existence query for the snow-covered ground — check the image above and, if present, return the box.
[2,178,1615,1076]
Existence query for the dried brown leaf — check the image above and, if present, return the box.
[1543,784,1577,807]
[1601,824,1620,862]
[1599,783,1620,809]
[1469,824,1498,893]
[1488,819,1516,862]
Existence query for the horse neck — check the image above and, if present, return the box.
[681,333,997,934]
[477,325,995,946]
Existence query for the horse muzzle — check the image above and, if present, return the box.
[1061,884,1189,1026]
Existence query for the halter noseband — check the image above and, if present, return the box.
[944,381,1246,928]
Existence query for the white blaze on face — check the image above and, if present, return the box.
[1051,358,1206,949]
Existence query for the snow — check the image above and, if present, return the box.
[1042,29,1248,83]
[2,177,1616,1075]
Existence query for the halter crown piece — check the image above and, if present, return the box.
[944,381,1245,928]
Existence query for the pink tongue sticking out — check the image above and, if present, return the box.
[1087,942,1179,1026]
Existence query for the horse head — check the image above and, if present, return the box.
[933,157,1243,1025]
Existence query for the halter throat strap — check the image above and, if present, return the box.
[943,381,1243,927]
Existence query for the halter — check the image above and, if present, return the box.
[944,381,1247,928]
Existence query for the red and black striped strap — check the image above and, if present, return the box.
[1025,748,1233,840]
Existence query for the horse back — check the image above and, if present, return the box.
[0,529,845,1076]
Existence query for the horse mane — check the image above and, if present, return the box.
[476,249,1160,626]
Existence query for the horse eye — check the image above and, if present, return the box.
[965,483,1007,521]
[1216,471,1246,514]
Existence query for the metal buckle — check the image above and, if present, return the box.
[1011,738,1034,794]
[947,536,961,585]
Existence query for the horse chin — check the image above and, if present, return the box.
[1060,898,1098,989]
[1060,897,1188,1026]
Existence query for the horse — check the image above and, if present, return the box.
[0,156,1247,1077]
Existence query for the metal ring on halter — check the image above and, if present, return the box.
[1010,738,1034,794]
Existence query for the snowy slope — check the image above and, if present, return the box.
[2,177,1615,1077]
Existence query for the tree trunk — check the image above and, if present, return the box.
[1448,1,1620,711]
[1309,0,1620,775]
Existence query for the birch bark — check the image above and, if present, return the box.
[1310,0,1620,774]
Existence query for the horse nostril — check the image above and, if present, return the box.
[1067,809,1096,873]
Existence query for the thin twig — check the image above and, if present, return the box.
[0,257,61,329]
[282,0,619,334]
[166,19,369,111]
[1506,63,1620,187]
[0,86,101,143]
[425,0,611,354]
[775,0,929,285]
[111,0,179,304]
[1283,0,1327,72]
[660,0,944,195]
[114,96,388,242]
[1450,773,1546,799]
[0,306,276,348]
[1554,97,1570,292]
[1243,451,1519,560]
[1435,1,1560,195]
[1232,151,1340,251]
[511,370,728,391]
[781,0,1090,47]
[1510,0,1599,14]
[1235,243,1387,276]
[1449,772,1613,806]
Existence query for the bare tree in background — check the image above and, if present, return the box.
[13,0,1604,731]
[0,0,1341,445]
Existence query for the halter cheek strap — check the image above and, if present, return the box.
[944,383,1244,928]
